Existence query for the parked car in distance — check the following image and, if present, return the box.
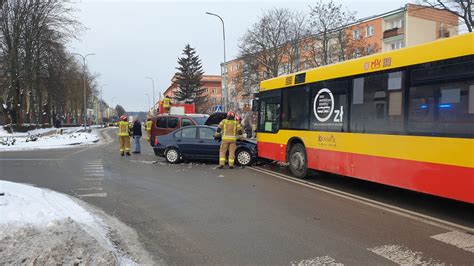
[149,114,209,146]
[153,125,257,166]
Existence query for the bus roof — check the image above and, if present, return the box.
[259,32,474,92]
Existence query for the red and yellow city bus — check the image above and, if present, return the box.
[256,33,474,203]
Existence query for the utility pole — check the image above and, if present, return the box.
[145,77,155,114]
[72,53,95,130]
[206,12,227,112]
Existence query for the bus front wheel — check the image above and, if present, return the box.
[288,143,308,179]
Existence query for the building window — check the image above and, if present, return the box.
[203,87,208,93]
[390,41,404,50]
[353,29,361,40]
[366,45,374,55]
[366,25,374,37]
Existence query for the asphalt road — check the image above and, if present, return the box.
[1,128,473,265]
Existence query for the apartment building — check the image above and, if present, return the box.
[224,3,459,113]
[162,74,222,113]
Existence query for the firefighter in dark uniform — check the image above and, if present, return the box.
[214,111,243,169]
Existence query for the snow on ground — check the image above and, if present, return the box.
[0,180,155,265]
[0,126,100,151]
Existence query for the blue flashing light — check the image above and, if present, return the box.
[439,104,452,108]
[420,104,428,109]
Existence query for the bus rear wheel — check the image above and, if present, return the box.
[288,143,308,179]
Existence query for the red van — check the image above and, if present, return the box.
[149,114,209,146]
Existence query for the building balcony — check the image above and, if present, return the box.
[383,27,404,39]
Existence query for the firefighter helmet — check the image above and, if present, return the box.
[226,111,235,119]
[120,115,127,121]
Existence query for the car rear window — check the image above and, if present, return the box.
[156,117,166,128]
[167,117,179,128]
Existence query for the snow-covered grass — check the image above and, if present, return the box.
[0,180,153,265]
[0,126,100,151]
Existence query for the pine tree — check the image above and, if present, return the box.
[174,44,206,106]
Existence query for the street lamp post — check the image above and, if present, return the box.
[145,93,151,113]
[145,77,155,114]
[72,53,95,130]
[205,11,227,112]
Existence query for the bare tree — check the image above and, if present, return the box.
[1,0,88,125]
[238,8,309,89]
[421,0,472,32]
[307,0,372,67]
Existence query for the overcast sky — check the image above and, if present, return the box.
[69,0,409,112]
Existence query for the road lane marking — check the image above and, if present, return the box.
[75,187,103,191]
[77,192,107,198]
[250,167,473,233]
[368,244,442,265]
[431,231,474,253]
[84,178,103,181]
[291,256,342,266]
[0,158,63,161]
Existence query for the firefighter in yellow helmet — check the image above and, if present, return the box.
[214,111,243,169]
[118,115,132,156]
[145,117,152,142]
[163,95,171,114]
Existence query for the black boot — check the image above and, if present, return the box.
[121,152,124,156]
[217,165,224,169]
[229,166,234,169]
[126,152,131,156]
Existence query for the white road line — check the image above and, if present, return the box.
[250,167,474,233]
[291,256,343,266]
[75,187,103,191]
[77,192,107,198]
[84,177,103,181]
[0,158,63,161]
[368,244,442,265]
[84,173,104,177]
[84,166,104,169]
[431,231,474,253]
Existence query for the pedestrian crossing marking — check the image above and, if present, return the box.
[431,231,474,253]
[291,256,342,266]
[368,244,442,265]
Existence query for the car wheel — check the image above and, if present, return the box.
[165,148,181,164]
[288,143,308,178]
[236,149,252,166]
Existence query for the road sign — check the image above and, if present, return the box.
[213,105,223,112]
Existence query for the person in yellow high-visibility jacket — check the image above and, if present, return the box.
[214,111,243,169]
[163,96,171,114]
[118,115,132,156]
[145,118,152,142]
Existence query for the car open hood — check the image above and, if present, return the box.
[204,112,227,126]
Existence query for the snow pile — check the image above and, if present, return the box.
[0,127,99,151]
[0,180,154,265]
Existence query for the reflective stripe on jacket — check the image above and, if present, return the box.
[218,119,242,141]
[118,121,130,136]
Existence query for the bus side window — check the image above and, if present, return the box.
[350,71,404,134]
[407,80,474,136]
